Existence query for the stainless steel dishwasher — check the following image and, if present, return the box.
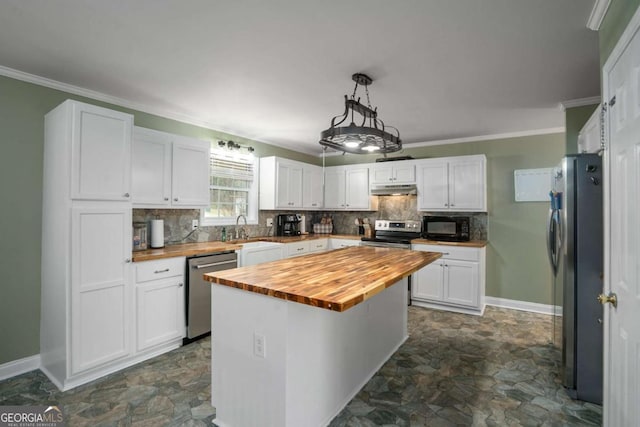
[186,251,237,340]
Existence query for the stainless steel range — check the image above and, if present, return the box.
[360,219,422,249]
[361,220,422,305]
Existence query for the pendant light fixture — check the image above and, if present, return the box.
[320,73,401,154]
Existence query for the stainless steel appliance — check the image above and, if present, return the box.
[361,220,422,305]
[276,213,301,236]
[186,251,237,340]
[547,153,603,404]
[423,216,470,241]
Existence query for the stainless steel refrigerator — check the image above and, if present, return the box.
[547,153,603,404]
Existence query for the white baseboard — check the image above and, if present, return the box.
[485,297,562,316]
[0,354,41,381]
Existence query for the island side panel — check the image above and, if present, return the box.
[285,278,408,427]
[211,285,288,427]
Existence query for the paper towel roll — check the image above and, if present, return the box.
[150,219,165,248]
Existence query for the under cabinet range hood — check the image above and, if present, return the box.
[370,184,417,196]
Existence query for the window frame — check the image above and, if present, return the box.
[200,148,259,227]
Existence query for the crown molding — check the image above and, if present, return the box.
[559,96,601,111]
[0,65,310,153]
[587,0,611,31]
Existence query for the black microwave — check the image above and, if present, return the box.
[423,216,470,241]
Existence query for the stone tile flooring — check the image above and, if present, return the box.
[0,306,602,426]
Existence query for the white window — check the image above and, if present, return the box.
[202,147,258,226]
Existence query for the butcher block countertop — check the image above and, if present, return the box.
[411,239,488,248]
[204,246,441,312]
[132,241,242,262]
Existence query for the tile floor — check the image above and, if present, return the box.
[0,306,602,426]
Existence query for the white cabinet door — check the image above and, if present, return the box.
[308,238,328,253]
[345,167,370,209]
[394,164,416,183]
[418,161,449,210]
[137,277,185,351]
[71,207,131,375]
[371,164,415,184]
[131,128,171,205]
[172,137,210,206]
[276,162,303,208]
[412,260,444,301]
[449,159,485,210]
[70,102,133,201]
[324,168,345,209]
[443,259,479,307]
[371,165,394,184]
[303,165,324,209]
[329,238,360,249]
[286,241,310,257]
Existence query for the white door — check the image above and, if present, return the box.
[443,260,478,307]
[324,168,345,209]
[603,15,640,427]
[418,161,449,210]
[172,137,210,206]
[70,102,132,201]
[345,167,369,209]
[449,159,485,210]
[137,278,185,351]
[131,128,171,205]
[303,166,324,209]
[371,165,394,184]
[394,164,416,183]
[71,206,131,374]
[411,261,444,301]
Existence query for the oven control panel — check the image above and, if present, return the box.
[374,220,422,232]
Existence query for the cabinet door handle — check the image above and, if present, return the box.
[174,198,179,202]
[125,258,131,263]
[154,268,170,274]
[442,252,450,255]
[164,197,169,201]
[450,204,455,207]
[444,203,448,207]
[124,193,130,198]
[178,283,184,287]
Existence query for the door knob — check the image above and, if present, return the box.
[597,293,617,308]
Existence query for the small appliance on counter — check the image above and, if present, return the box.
[150,219,165,248]
[299,214,307,234]
[132,222,148,251]
[422,215,470,242]
[276,213,301,236]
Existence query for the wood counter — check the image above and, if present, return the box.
[131,241,242,262]
[204,246,441,312]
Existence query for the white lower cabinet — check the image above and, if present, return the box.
[329,238,361,249]
[286,241,310,257]
[411,244,485,314]
[308,238,328,253]
[135,257,186,352]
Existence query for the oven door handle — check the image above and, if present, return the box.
[193,260,238,270]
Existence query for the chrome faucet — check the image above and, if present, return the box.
[235,214,248,240]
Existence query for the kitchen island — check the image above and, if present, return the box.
[204,246,440,427]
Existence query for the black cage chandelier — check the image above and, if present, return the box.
[319,73,401,154]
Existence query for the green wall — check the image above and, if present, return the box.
[0,75,317,365]
[565,104,599,154]
[328,135,565,305]
[599,0,640,65]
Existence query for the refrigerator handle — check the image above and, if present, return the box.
[547,209,560,276]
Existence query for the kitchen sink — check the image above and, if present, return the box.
[239,241,285,266]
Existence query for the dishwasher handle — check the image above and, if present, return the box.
[192,259,237,270]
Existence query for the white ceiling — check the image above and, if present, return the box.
[0,0,599,155]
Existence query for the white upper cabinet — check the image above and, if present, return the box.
[370,163,416,184]
[577,106,601,154]
[172,136,210,206]
[302,165,324,209]
[70,101,133,201]
[131,128,172,205]
[131,127,210,208]
[324,165,371,210]
[260,156,322,210]
[417,155,486,211]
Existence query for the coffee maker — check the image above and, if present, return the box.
[276,214,301,236]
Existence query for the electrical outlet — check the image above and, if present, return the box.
[266,218,273,227]
[254,333,266,358]
[192,219,199,230]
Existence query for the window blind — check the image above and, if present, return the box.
[210,150,254,180]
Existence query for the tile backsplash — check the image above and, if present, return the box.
[134,196,488,245]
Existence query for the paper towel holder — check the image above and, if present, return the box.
[150,219,165,248]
